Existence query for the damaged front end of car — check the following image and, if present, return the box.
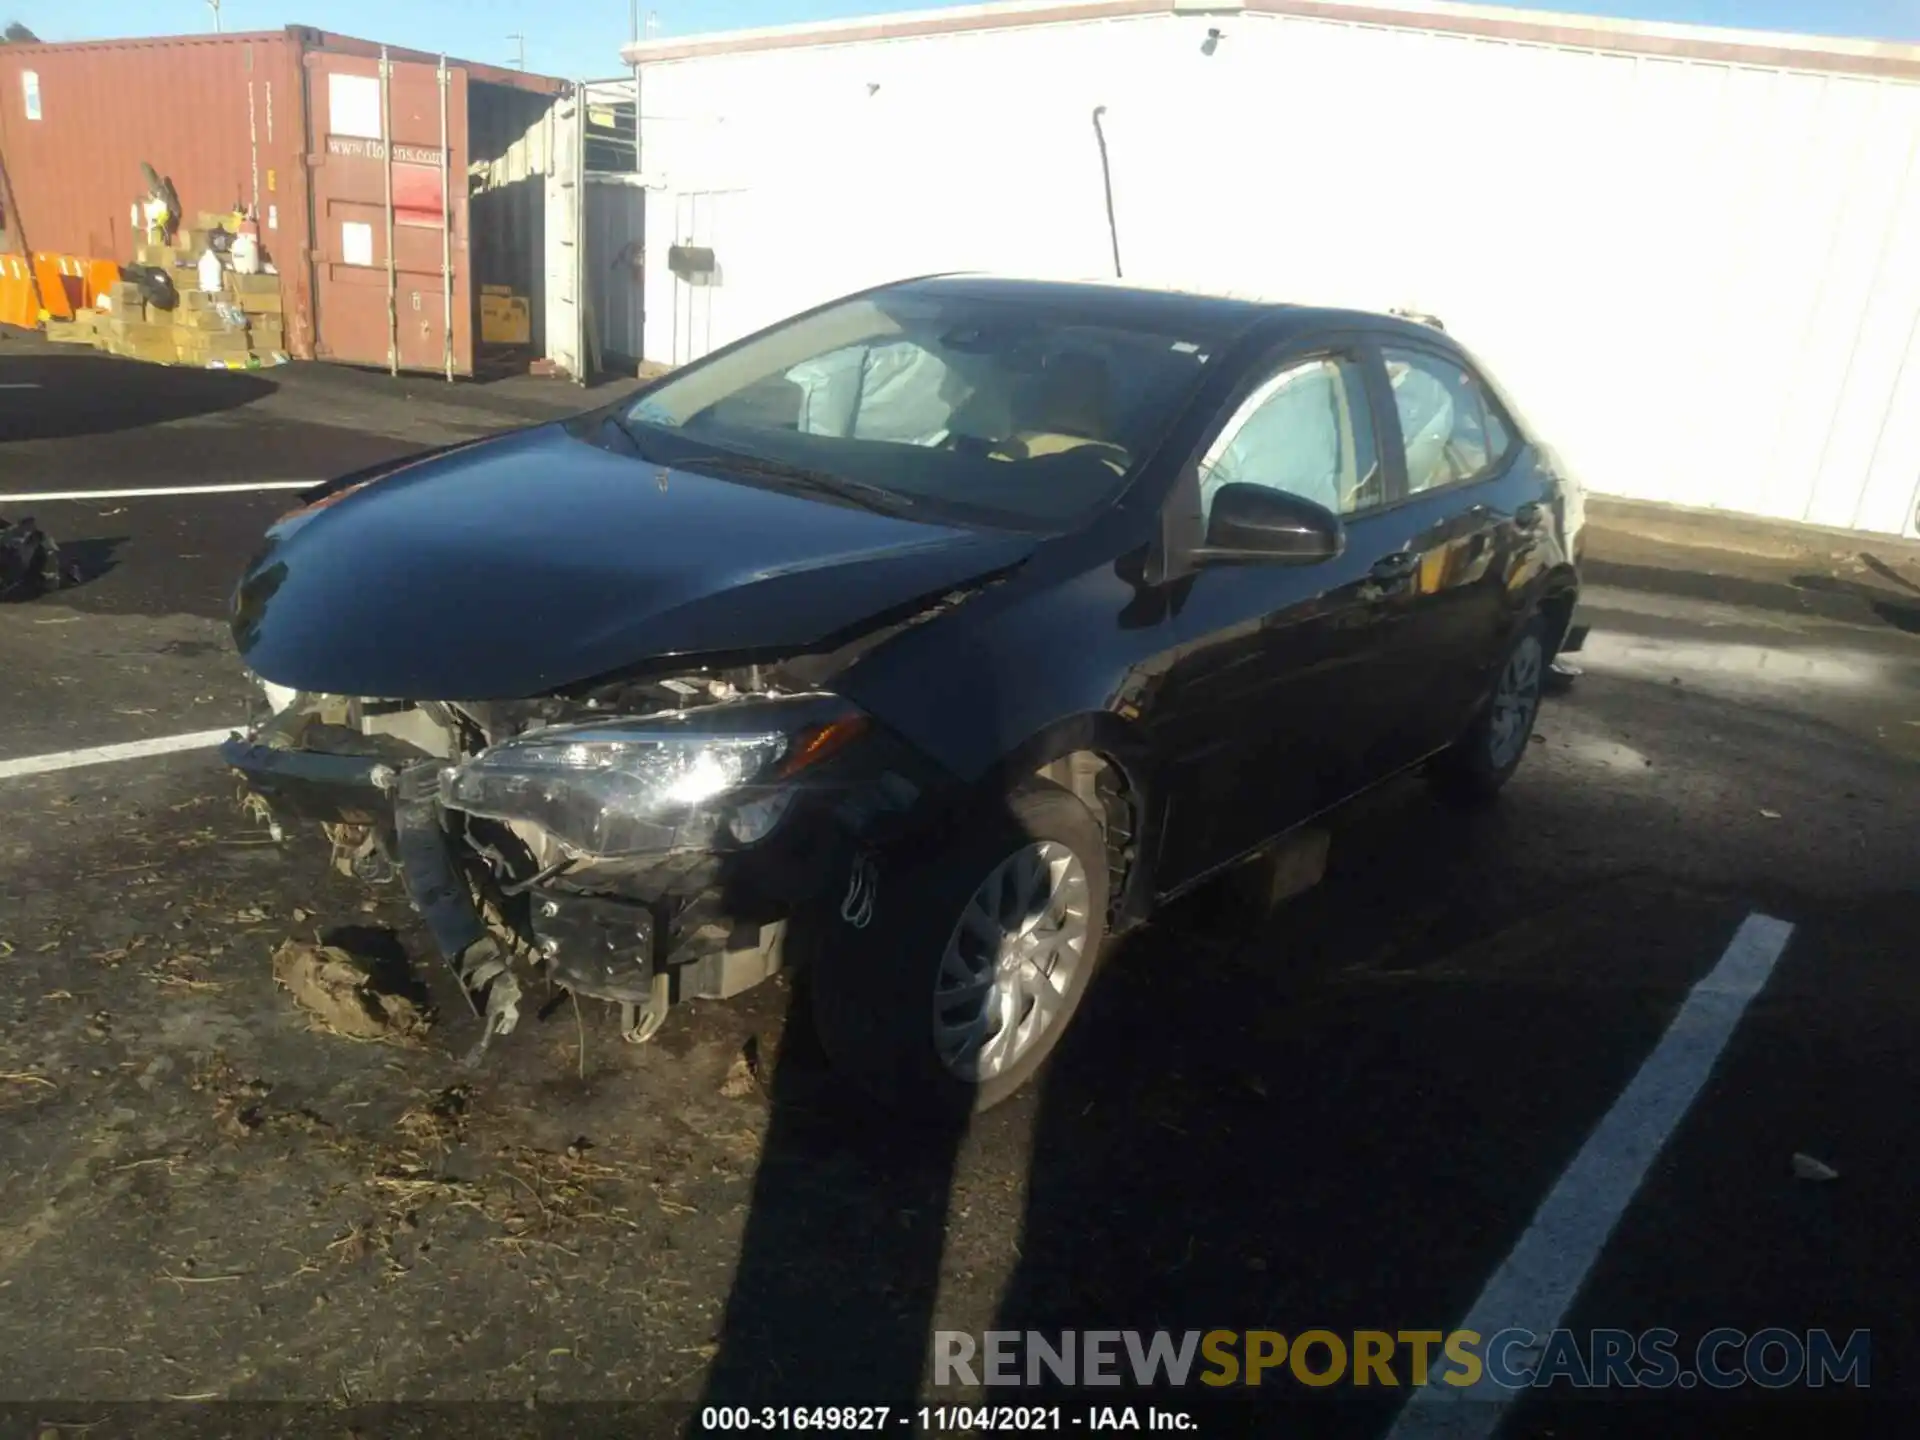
[222,668,945,1062]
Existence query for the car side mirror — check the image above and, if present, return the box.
[1196,483,1345,565]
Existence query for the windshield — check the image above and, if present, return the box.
[623,289,1217,529]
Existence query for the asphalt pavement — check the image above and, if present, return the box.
[2,333,642,617]
[0,335,1915,1436]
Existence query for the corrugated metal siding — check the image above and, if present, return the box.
[302,48,473,375]
[0,29,567,374]
[637,9,1920,536]
[292,42,563,376]
[294,28,568,99]
[0,31,311,352]
[0,32,303,260]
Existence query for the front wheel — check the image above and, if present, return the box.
[1430,615,1547,804]
[811,780,1109,1119]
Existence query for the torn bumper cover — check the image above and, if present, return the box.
[218,737,397,825]
[222,689,940,1052]
[391,764,523,1056]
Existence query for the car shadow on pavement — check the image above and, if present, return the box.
[692,992,971,1411]
[684,765,1665,1432]
[688,809,987,1416]
[0,351,275,442]
[1788,573,1920,636]
[683,624,1920,1433]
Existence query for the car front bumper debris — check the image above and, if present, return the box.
[223,707,937,1060]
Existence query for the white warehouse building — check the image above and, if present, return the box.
[622,0,1920,538]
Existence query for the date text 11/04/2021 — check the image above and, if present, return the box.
[698,1406,1198,1432]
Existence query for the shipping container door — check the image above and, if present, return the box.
[306,49,472,376]
[585,175,646,364]
[544,92,585,379]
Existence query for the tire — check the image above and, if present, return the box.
[811,779,1109,1119]
[1430,614,1548,805]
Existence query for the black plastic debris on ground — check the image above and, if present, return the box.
[0,515,70,600]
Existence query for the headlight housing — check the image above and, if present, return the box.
[440,695,866,858]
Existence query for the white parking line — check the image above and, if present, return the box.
[1385,911,1796,1440]
[0,481,316,503]
[0,727,239,782]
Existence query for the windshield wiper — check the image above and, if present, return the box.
[676,450,917,516]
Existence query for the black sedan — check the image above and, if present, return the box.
[223,276,1582,1116]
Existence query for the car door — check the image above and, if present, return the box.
[1144,335,1419,895]
[1369,338,1536,761]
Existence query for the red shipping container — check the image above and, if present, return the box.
[0,27,566,374]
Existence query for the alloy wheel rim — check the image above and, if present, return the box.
[933,839,1091,1083]
[1488,634,1544,770]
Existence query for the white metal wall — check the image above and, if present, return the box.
[637,11,1920,537]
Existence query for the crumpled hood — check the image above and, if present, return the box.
[231,423,1035,699]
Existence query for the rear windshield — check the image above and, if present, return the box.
[624,290,1217,529]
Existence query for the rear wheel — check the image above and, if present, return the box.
[1430,615,1547,804]
[811,780,1108,1118]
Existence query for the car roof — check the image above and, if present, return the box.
[884,274,1459,350]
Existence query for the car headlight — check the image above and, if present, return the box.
[440,696,867,858]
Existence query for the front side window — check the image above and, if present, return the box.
[1382,346,1496,494]
[624,290,1219,529]
[1198,355,1379,519]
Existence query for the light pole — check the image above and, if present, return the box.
[507,33,525,69]
[207,0,222,33]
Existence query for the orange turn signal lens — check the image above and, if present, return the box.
[776,714,870,779]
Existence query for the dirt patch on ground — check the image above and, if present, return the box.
[271,939,433,1044]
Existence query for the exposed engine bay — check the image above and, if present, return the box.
[225,657,939,1063]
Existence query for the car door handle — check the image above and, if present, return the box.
[1515,501,1548,531]
[1369,552,1420,584]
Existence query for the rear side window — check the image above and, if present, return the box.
[1382,346,1510,494]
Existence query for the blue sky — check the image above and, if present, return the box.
[12,0,1920,80]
